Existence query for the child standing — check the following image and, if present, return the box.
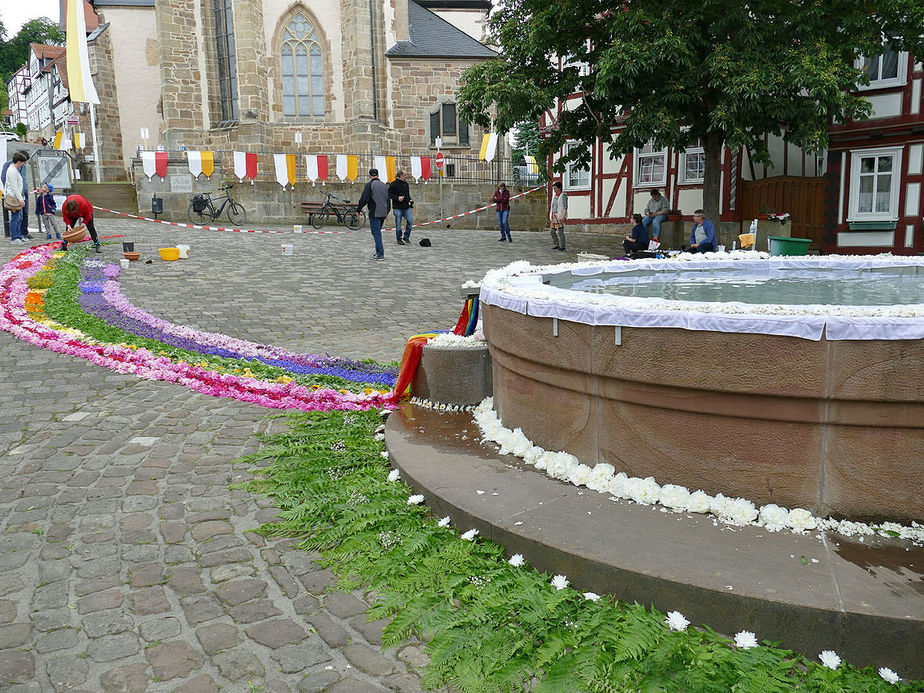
[35,184,61,241]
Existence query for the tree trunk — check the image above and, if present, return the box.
[702,131,723,224]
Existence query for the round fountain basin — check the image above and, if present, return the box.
[480,256,924,523]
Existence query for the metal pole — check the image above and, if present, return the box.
[89,103,101,182]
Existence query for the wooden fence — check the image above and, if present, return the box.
[740,176,825,247]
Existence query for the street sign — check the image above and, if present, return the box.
[435,152,444,170]
[66,116,79,126]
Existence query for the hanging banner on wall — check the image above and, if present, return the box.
[155,151,169,179]
[73,132,84,150]
[201,151,214,178]
[479,133,498,162]
[53,132,64,150]
[304,155,318,185]
[316,155,328,185]
[141,151,157,180]
[374,156,387,181]
[274,154,296,189]
[234,151,258,184]
[385,156,397,183]
[187,151,202,178]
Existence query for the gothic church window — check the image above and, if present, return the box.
[280,13,324,117]
[214,0,239,122]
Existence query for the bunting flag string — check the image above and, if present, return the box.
[201,151,214,178]
[187,151,203,178]
[141,151,157,181]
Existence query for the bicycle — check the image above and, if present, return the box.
[187,185,247,225]
[310,192,366,230]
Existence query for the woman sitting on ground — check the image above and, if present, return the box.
[622,213,649,257]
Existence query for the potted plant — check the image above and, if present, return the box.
[667,209,683,221]
[757,207,774,221]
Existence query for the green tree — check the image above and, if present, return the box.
[0,17,64,83]
[458,0,924,221]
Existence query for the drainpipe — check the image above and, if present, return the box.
[368,0,378,122]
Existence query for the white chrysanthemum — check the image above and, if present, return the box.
[546,452,578,480]
[380,451,389,459]
[586,463,615,493]
[878,667,900,684]
[508,553,525,567]
[567,463,594,487]
[734,631,759,649]
[710,493,734,518]
[460,529,479,541]
[787,508,818,531]
[387,469,400,482]
[664,611,689,632]
[725,498,759,525]
[437,516,451,527]
[608,472,630,498]
[631,476,661,505]
[550,574,569,591]
[523,445,545,465]
[407,495,424,505]
[659,484,691,511]
[685,490,713,513]
[583,592,601,602]
[534,450,556,471]
[758,504,789,531]
[818,650,841,670]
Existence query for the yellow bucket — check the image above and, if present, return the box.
[159,247,180,261]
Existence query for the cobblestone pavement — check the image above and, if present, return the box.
[0,220,618,692]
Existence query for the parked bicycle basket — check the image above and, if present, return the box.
[191,195,208,213]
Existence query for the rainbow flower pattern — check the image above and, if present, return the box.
[2,244,397,412]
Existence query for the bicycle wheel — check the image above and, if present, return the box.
[226,201,247,226]
[344,211,366,230]
[311,210,331,230]
[187,201,211,225]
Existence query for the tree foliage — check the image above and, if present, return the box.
[458,0,924,219]
[0,17,65,84]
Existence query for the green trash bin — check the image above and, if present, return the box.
[767,236,811,256]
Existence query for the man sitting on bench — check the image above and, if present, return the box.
[686,209,717,253]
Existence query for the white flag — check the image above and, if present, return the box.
[141,151,156,181]
[274,154,290,189]
[304,155,318,185]
[233,151,247,182]
[187,151,203,178]
[410,156,422,182]
[336,154,348,182]
[374,156,387,178]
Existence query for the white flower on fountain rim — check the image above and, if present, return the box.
[758,504,790,531]
[659,484,691,511]
[630,477,661,505]
[734,631,759,649]
[583,592,601,602]
[387,469,400,482]
[460,529,479,541]
[664,611,690,632]
[685,490,713,514]
[437,516,451,527]
[407,495,424,505]
[788,508,818,531]
[550,574,569,591]
[818,650,841,670]
[508,553,525,567]
[878,667,900,684]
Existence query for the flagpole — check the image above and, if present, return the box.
[90,103,101,183]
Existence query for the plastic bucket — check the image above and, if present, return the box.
[176,244,190,258]
[716,244,726,253]
[293,225,303,233]
[120,258,130,269]
[159,247,180,261]
[281,244,293,255]
[122,242,135,252]
[768,237,811,256]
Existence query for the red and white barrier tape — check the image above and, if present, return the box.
[383,186,544,232]
[91,206,342,235]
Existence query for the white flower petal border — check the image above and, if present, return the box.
[472,398,924,545]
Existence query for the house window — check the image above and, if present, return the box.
[635,143,667,186]
[680,141,705,183]
[280,13,325,117]
[563,142,590,190]
[214,0,238,122]
[848,147,902,220]
[857,49,908,90]
[429,103,469,147]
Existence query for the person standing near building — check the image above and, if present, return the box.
[388,170,413,245]
[550,181,567,251]
[35,184,62,241]
[357,169,390,260]
[493,182,511,242]
[2,152,28,245]
[2,151,30,241]
[641,188,669,242]
[61,193,102,253]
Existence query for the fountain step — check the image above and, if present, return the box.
[385,403,924,678]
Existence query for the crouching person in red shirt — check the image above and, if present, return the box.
[61,194,101,253]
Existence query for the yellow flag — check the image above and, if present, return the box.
[201,151,214,178]
[346,155,358,182]
[479,134,490,160]
[385,156,397,183]
[73,132,82,149]
[286,154,296,186]
[54,132,63,149]
[65,0,99,104]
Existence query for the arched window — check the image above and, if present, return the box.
[280,13,324,117]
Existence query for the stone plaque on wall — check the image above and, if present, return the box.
[169,175,193,193]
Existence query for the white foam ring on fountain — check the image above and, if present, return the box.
[478,255,924,341]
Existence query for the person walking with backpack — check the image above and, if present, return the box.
[35,184,62,241]
[357,169,390,260]
[388,170,413,245]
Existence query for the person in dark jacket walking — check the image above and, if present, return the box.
[493,183,511,242]
[357,169,390,260]
[388,170,413,245]
[35,184,61,240]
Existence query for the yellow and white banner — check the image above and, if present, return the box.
[274,154,296,189]
[53,132,64,150]
[65,0,99,104]
[525,154,538,174]
[73,132,84,150]
[479,133,498,162]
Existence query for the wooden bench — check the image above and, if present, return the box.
[300,200,355,223]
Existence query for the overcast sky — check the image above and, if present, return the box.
[1,0,61,37]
